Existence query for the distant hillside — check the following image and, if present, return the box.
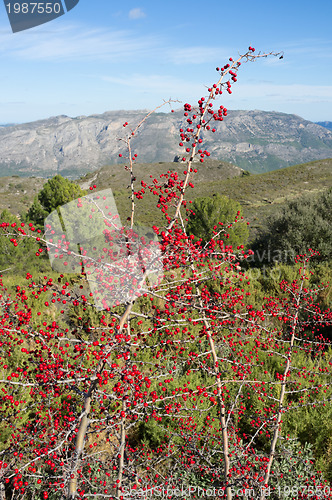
[0,160,244,217]
[316,121,332,131]
[1,158,331,242]
[78,158,332,240]
[0,110,331,178]
[0,175,45,216]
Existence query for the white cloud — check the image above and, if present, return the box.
[221,82,332,121]
[280,38,332,57]
[167,46,230,65]
[234,83,332,103]
[0,20,233,70]
[0,24,158,61]
[128,8,146,20]
[102,73,202,97]
[0,20,236,70]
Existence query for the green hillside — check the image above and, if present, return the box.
[0,158,331,242]
[79,158,332,240]
[0,175,45,217]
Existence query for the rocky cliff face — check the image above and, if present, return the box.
[0,109,331,178]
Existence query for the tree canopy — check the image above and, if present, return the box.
[27,174,86,227]
[186,193,249,248]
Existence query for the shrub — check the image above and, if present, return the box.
[186,193,249,247]
[27,174,87,227]
[0,48,331,500]
[251,188,332,266]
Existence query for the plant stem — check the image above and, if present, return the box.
[260,267,305,499]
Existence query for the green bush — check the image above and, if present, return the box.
[251,188,332,266]
[27,174,87,228]
[186,193,249,247]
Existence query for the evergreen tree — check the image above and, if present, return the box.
[27,175,86,227]
[186,193,249,247]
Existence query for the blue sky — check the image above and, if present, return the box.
[0,0,332,123]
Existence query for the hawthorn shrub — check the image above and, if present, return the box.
[0,48,331,500]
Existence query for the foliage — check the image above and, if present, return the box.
[27,175,87,227]
[185,193,249,247]
[252,188,332,265]
[0,209,51,275]
[0,48,331,500]
[269,439,326,499]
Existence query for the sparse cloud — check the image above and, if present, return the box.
[235,83,332,103]
[280,38,332,57]
[167,46,230,65]
[0,24,158,61]
[0,101,25,105]
[128,8,146,20]
[101,73,202,97]
[0,22,230,68]
[228,82,332,120]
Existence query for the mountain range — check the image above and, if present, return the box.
[316,121,332,131]
[0,110,331,178]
